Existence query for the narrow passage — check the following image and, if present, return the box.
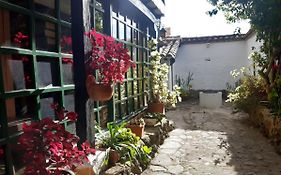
[143,101,281,175]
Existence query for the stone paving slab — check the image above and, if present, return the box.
[142,101,281,175]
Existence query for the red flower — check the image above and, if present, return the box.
[13,32,29,48]
[18,105,95,174]
[85,29,136,85]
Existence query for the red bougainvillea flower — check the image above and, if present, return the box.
[85,29,136,85]
[18,104,95,175]
[0,148,4,159]
[13,32,29,48]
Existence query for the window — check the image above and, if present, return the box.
[0,0,73,173]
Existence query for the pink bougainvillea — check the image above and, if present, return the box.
[18,104,95,175]
[13,32,29,48]
[85,29,135,85]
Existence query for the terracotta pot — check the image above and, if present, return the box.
[74,165,95,175]
[147,102,165,114]
[127,124,145,137]
[86,75,114,101]
[109,149,120,165]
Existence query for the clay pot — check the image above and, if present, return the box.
[147,102,165,114]
[86,75,114,101]
[74,165,95,175]
[127,124,145,137]
[109,149,120,165]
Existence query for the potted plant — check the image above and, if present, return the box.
[17,104,96,175]
[147,39,181,113]
[85,29,136,101]
[126,118,145,138]
[96,122,151,168]
[144,113,166,126]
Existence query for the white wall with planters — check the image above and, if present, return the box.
[173,31,261,90]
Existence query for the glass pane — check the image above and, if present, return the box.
[95,10,103,33]
[137,64,143,78]
[139,48,143,62]
[61,0,71,22]
[133,29,138,45]
[139,95,144,108]
[133,47,137,62]
[126,26,131,43]
[128,81,133,96]
[99,108,108,128]
[1,55,34,91]
[115,103,120,119]
[37,57,60,87]
[112,19,117,39]
[128,98,134,113]
[119,22,125,40]
[36,20,56,52]
[4,0,28,7]
[62,59,74,85]
[133,81,138,95]
[0,146,5,175]
[120,101,127,116]
[64,91,75,112]
[120,83,126,100]
[40,93,60,119]
[134,97,138,110]
[5,96,36,123]
[61,27,72,54]
[0,10,30,49]
[34,0,55,17]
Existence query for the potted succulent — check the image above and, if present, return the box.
[126,117,146,138]
[85,29,135,101]
[147,39,181,113]
[17,104,96,175]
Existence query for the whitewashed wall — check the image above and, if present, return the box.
[174,34,261,90]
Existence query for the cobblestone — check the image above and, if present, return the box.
[142,101,281,175]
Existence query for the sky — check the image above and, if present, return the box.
[161,0,251,37]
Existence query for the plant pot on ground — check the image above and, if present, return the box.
[147,102,165,114]
[144,113,166,126]
[127,118,145,138]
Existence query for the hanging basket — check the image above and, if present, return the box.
[86,75,114,101]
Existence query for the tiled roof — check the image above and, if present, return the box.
[160,36,181,65]
[181,30,255,44]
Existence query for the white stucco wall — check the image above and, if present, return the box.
[174,40,250,90]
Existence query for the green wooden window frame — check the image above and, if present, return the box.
[0,1,73,174]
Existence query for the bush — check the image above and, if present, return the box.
[226,75,266,111]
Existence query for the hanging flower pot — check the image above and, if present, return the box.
[147,102,165,114]
[86,75,114,101]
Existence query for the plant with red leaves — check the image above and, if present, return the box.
[85,29,135,85]
[18,104,95,175]
[13,32,29,48]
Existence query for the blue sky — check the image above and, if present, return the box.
[162,0,251,37]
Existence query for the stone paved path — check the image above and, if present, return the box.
[142,101,281,175]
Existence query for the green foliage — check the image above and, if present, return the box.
[226,73,266,111]
[148,39,181,107]
[96,122,151,167]
[175,72,193,98]
[268,76,281,116]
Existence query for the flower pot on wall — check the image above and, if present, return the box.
[127,124,145,138]
[86,75,113,101]
[147,102,165,114]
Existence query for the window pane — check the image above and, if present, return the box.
[112,19,117,39]
[119,22,125,40]
[133,29,138,45]
[60,0,71,22]
[126,26,131,43]
[62,59,74,85]
[95,10,103,33]
[5,96,36,123]
[40,93,60,119]
[99,108,108,128]
[36,20,56,52]
[1,55,34,91]
[0,10,30,49]
[121,101,127,116]
[64,91,75,112]
[61,27,72,54]
[37,57,60,87]
[34,0,55,17]
[4,0,28,7]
